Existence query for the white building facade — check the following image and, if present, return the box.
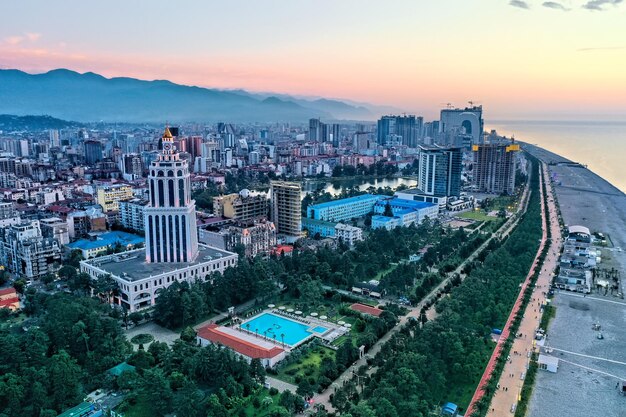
[145,127,199,263]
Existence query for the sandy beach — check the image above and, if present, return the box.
[523,144,626,417]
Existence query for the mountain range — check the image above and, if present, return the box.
[0,69,398,123]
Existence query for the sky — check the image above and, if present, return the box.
[1,0,625,120]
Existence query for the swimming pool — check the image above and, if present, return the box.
[242,313,322,346]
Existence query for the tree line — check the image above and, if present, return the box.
[329,158,542,417]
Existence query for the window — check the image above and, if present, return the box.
[179,179,185,206]
[158,181,164,207]
[168,180,175,207]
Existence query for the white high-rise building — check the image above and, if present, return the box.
[145,127,199,263]
[81,126,238,312]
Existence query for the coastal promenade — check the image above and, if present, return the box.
[523,145,626,417]
[482,163,562,416]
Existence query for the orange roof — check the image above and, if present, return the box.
[197,324,284,359]
[0,296,19,309]
[271,245,293,255]
[350,303,383,317]
[0,288,17,297]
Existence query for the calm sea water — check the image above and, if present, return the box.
[487,120,626,193]
[303,177,417,196]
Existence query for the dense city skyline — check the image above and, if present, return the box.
[2,0,625,120]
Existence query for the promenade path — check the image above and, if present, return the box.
[308,173,532,414]
[466,162,562,416]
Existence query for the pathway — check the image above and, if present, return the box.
[124,321,180,348]
[266,376,298,393]
[468,162,562,416]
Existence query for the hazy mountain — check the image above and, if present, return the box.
[0,114,82,132]
[0,69,386,123]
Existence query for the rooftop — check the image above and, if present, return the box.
[395,187,428,195]
[56,402,98,417]
[271,245,293,255]
[197,323,285,359]
[376,198,436,210]
[308,194,382,210]
[107,362,136,376]
[66,231,144,251]
[0,287,17,297]
[83,245,236,282]
[371,215,397,223]
[568,225,590,236]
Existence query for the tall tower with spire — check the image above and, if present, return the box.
[144,126,199,263]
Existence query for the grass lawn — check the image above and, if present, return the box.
[373,263,399,281]
[0,312,27,330]
[490,195,517,211]
[443,343,496,412]
[331,334,358,348]
[458,210,497,222]
[446,384,476,413]
[275,346,336,384]
[241,388,284,417]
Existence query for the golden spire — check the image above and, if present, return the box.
[163,125,173,139]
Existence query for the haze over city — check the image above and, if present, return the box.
[1,2,625,417]
[2,0,626,120]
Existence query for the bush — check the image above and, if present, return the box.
[269,387,279,396]
[130,333,154,345]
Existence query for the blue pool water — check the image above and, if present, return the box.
[242,313,316,346]
[312,326,328,333]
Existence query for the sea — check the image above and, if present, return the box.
[486,120,626,194]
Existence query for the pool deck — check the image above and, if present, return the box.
[239,310,348,349]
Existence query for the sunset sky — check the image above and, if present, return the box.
[2,0,625,120]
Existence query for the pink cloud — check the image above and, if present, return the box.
[25,33,41,42]
[4,36,24,45]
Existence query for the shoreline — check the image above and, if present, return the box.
[522,143,626,417]
[488,121,626,194]
[520,141,626,197]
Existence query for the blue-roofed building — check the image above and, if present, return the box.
[66,231,144,259]
[441,402,458,416]
[301,218,364,245]
[307,194,384,222]
[372,198,438,229]
[57,402,103,417]
[302,218,337,238]
[371,215,401,230]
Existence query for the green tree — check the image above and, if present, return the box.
[47,350,82,411]
[128,312,144,326]
[139,368,173,416]
[180,326,197,343]
[204,393,229,417]
[174,380,204,417]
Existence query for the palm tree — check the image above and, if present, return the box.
[245,323,250,334]
[263,330,268,340]
[280,333,285,347]
[273,334,277,345]
[255,328,259,338]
